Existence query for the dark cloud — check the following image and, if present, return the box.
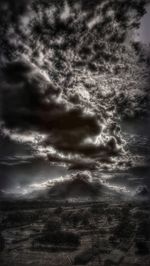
[0,0,149,165]
[48,172,100,199]
[0,0,32,14]
[1,61,104,156]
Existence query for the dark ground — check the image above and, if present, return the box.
[0,199,150,266]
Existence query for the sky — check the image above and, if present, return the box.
[139,5,150,44]
[0,0,150,179]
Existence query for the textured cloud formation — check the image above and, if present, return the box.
[0,0,32,14]
[1,60,120,158]
[0,0,149,166]
[48,171,100,199]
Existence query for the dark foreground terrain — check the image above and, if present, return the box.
[0,199,150,266]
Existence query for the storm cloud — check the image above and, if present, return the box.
[0,0,149,165]
[0,60,104,156]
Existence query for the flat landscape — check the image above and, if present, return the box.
[0,199,150,266]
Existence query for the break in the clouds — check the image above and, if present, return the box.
[0,0,149,166]
[138,4,150,43]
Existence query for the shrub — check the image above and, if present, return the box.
[0,234,5,251]
[39,230,80,247]
[3,211,39,226]
[74,248,94,265]
[135,240,149,255]
[44,218,61,232]
[136,220,150,240]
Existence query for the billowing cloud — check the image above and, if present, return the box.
[1,60,105,156]
[0,0,149,166]
[0,58,124,161]
[48,171,100,199]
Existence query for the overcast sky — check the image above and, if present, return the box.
[138,5,150,44]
